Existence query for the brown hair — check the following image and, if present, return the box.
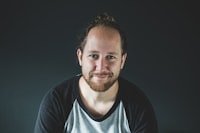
[78,13,127,55]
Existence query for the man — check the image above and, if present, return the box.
[34,13,158,133]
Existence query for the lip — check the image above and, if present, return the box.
[93,74,109,80]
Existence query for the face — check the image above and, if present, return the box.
[77,26,127,92]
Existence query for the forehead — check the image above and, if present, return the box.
[84,26,122,53]
[88,26,120,39]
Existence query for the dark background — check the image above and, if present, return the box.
[0,1,199,133]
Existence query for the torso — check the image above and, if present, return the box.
[64,99,131,133]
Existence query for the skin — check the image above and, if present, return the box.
[77,26,127,116]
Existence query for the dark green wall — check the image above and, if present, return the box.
[0,1,199,133]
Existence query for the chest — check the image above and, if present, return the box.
[64,100,131,133]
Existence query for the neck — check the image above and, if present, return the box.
[78,76,119,116]
[79,76,119,104]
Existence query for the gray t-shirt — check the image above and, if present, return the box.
[34,75,158,133]
[65,100,131,133]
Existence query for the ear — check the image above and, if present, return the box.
[120,53,127,69]
[77,49,83,66]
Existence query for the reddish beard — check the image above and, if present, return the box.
[83,71,117,92]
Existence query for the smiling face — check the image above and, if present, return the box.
[77,26,127,92]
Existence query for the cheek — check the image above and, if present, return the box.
[82,59,95,70]
[108,62,121,70]
[111,62,121,67]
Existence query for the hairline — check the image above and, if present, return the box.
[79,25,125,55]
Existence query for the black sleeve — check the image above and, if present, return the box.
[120,77,158,133]
[124,93,158,133]
[132,100,158,133]
[34,89,66,133]
[34,76,78,133]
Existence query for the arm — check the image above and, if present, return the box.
[124,98,158,133]
[133,101,158,133]
[120,77,158,133]
[34,90,66,133]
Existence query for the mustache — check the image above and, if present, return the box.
[89,72,113,77]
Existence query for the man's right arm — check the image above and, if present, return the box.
[34,90,65,133]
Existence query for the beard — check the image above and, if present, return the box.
[82,71,118,92]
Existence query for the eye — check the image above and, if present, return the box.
[88,54,99,60]
[106,55,116,60]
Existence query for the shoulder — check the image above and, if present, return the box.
[118,76,149,104]
[40,75,80,114]
[118,77,158,132]
[34,75,81,132]
[44,75,80,103]
[118,76,155,116]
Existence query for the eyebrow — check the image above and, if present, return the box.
[107,52,118,55]
[88,50,99,53]
[88,50,118,55]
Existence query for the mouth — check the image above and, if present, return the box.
[91,73,112,80]
[95,74,108,78]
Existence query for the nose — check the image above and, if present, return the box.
[96,57,108,71]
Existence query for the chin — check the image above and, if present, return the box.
[89,79,117,92]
